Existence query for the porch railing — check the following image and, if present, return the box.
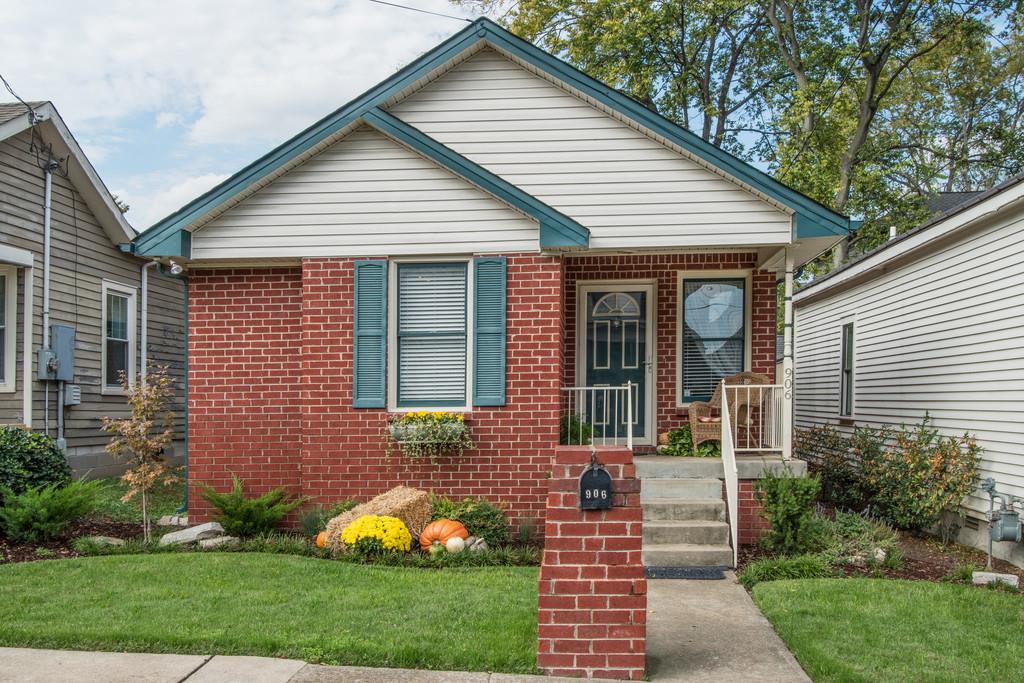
[721,383,786,568]
[560,383,633,450]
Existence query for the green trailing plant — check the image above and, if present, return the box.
[818,510,901,569]
[856,416,981,532]
[795,425,864,509]
[738,554,834,588]
[660,425,720,457]
[0,427,71,503]
[559,414,592,445]
[755,468,822,555]
[0,479,102,543]
[431,495,511,546]
[387,411,474,460]
[201,474,307,538]
[298,500,358,537]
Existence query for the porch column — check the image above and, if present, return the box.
[781,249,794,460]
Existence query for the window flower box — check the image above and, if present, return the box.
[387,411,474,460]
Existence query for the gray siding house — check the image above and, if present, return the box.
[0,101,185,475]
[794,175,1024,565]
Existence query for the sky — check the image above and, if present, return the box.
[1,0,478,231]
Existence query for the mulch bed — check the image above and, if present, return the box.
[0,517,143,565]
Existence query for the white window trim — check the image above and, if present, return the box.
[0,265,16,393]
[838,316,856,419]
[101,280,137,396]
[676,269,753,408]
[386,256,474,412]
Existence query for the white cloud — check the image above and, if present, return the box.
[122,173,231,230]
[155,112,184,128]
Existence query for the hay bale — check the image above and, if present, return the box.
[324,486,432,551]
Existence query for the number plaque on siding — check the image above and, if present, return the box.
[579,452,613,510]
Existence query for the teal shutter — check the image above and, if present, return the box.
[353,259,387,408]
[473,256,506,406]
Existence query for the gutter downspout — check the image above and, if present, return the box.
[140,261,158,385]
[22,266,33,428]
[42,161,57,435]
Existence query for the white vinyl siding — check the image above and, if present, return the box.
[0,266,14,392]
[393,261,469,408]
[192,128,539,259]
[388,48,793,250]
[794,200,1024,517]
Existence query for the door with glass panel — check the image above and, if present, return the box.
[680,278,746,403]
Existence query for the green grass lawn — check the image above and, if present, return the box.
[93,477,185,524]
[0,553,539,673]
[754,578,1024,682]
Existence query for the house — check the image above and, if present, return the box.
[793,174,1024,565]
[0,101,186,475]
[131,18,849,564]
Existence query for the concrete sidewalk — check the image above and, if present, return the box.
[645,574,810,682]
[0,648,582,683]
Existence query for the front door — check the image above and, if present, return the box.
[580,285,653,443]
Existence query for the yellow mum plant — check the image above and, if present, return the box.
[340,515,412,554]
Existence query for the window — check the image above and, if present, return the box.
[0,266,15,392]
[102,282,136,392]
[839,322,854,417]
[394,262,468,408]
[680,277,745,402]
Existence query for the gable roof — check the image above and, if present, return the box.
[0,101,136,244]
[133,17,849,258]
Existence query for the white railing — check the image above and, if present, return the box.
[560,383,633,450]
[721,387,739,569]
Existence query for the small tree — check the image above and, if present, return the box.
[101,365,179,542]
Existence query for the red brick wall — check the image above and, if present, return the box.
[538,446,646,680]
[563,253,777,442]
[187,255,563,532]
[737,480,770,546]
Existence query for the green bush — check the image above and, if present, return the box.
[755,468,821,555]
[738,554,834,588]
[0,479,102,542]
[795,425,863,509]
[0,428,71,503]
[559,414,592,445]
[297,500,358,537]
[660,425,721,457]
[856,416,981,531]
[201,474,307,538]
[818,510,901,568]
[430,495,511,546]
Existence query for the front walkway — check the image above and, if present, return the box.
[646,576,810,682]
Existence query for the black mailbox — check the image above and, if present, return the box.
[580,454,613,510]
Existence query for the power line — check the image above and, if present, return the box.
[366,0,472,22]
[0,72,38,120]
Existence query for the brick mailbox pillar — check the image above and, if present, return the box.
[537,446,646,680]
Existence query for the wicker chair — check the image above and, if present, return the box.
[688,372,772,448]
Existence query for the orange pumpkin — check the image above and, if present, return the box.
[419,519,469,551]
[315,531,328,548]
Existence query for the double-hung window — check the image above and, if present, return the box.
[395,262,468,408]
[102,281,136,392]
[0,266,15,392]
[680,277,746,402]
[839,322,854,417]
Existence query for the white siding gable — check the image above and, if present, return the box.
[191,127,539,259]
[794,201,1024,516]
[388,48,792,250]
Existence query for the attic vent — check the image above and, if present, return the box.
[963,516,980,531]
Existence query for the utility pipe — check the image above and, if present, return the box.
[41,161,58,436]
[140,261,158,385]
[22,265,33,427]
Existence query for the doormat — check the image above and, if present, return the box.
[645,566,727,580]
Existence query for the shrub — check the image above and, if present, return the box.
[857,416,981,531]
[660,425,721,457]
[340,515,412,554]
[738,554,834,588]
[943,562,981,584]
[818,510,901,568]
[430,495,511,546]
[298,500,358,537]
[559,414,592,445]
[201,474,307,537]
[755,468,821,555]
[0,479,102,543]
[0,427,71,503]
[795,425,863,509]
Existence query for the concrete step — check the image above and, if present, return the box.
[641,477,721,501]
[635,456,724,479]
[644,520,730,545]
[642,543,733,568]
[643,498,726,522]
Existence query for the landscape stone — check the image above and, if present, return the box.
[158,514,190,527]
[159,522,224,546]
[81,535,124,547]
[972,571,1019,588]
[199,535,239,549]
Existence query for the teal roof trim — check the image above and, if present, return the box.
[363,108,587,248]
[134,17,847,256]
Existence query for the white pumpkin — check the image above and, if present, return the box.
[445,536,466,554]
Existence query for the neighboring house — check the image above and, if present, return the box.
[131,18,849,559]
[0,101,185,475]
[794,174,1024,565]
